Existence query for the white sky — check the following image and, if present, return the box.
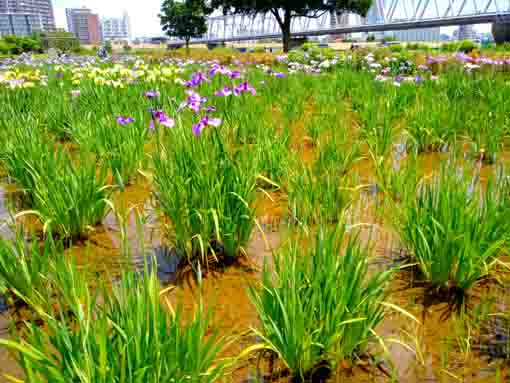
[53,0,492,38]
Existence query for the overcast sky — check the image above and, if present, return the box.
[53,0,491,38]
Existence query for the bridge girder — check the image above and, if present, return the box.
[174,0,510,43]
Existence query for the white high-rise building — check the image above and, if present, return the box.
[101,11,131,41]
[0,0,55,36]
[393,27,441,42]
[455,25,478,40]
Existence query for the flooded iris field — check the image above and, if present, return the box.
[1,47,510,382]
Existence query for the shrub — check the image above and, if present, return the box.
[389,44,404,52]
[249,225,392,381]
[1,35,41,54]
[458,39,477,53]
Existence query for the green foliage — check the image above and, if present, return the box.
[382,35,397,43]
[104,40,113,54]
[28,150,112,240]
[441,40,478,53]
[159,0,212,45]
[396,167,510,292]
[2,127,112,240]
[0,35,41,55]
[249,225,391,380]
[0,233,56,312]
[458,39,477,53]
[0,255,229,382]
[407,42,430,50]
[153,126,257,262]
[288,166,351,225]
[256,129,291,186]
[389,43,404,52]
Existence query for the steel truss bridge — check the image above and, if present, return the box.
[169,0,510,45]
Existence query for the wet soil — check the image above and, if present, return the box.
[1,141,510,382]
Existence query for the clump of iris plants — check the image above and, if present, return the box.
[249,225,392,381]
[396,166,510,302]
[153,121,257,265]
[2,125,111,240]
[288,166,351,226]
[0,251,229,383]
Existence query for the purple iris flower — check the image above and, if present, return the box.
[186,72,210,88]
[144,90,160,99]
[272,72,286,78]
[229,70,242,79]
[153,110,175,128]
[148,110,174,130]
[116,116,135,126]
[215,86,233,97]
[394,76,404,83]
[418,64,429,71]
[179,90,208,113]
[209,64,226,77]
[204,105,217,114]
[234,81,257,96]
[192,116,222,137]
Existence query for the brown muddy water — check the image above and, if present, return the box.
[0,147,509,382]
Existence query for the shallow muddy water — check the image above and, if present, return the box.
[0,146,510,382]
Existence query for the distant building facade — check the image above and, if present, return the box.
[66,7,102,45]
[101,11,131,41]
[455,25,478,40]
[393,27,441,42]
[0,0,55,36]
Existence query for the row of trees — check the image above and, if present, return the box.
[160,0,373,52]
[0,31,82,56]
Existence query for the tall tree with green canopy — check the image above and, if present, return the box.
[160,0,213,50]
[210,0,373,52]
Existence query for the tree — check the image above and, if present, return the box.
[159,0,212,50]
[210,0,373,52]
